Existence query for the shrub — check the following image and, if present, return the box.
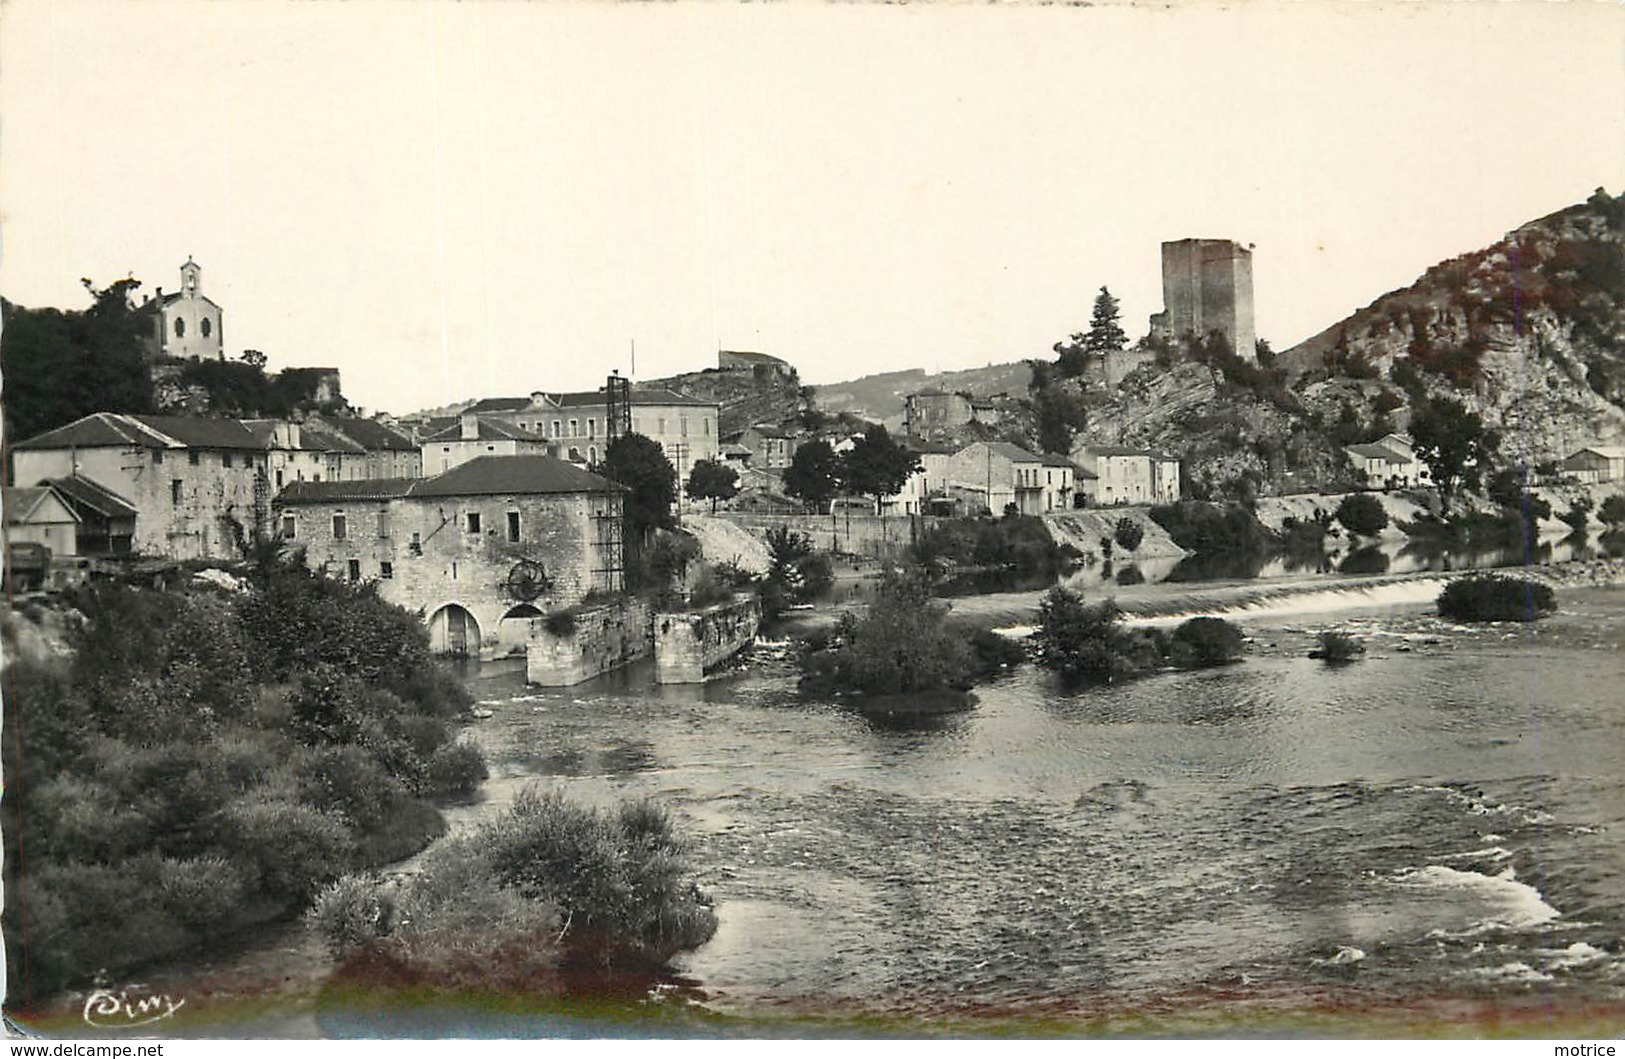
[1168,617,1245,668]
[157,855,250,929]
[1437,575,1557,622]
[1034,589,1138,686]
[307,873,393,956]
[422,740,489,796]
[1563,496,1595,531]
[1311,630,1366,664]
[965,626,1028,676]
[1149,501,1275,556]
[1600,494,1625,527]
[800,569,974,696]
[219,795,356,899]
[1335,493,1389,536]
[1113,517,1145,553]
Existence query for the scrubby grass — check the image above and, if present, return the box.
[309,787,716,995]
[1437,575,1557,622]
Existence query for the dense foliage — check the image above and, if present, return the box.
[1149,501,1276,557]
[1311,630,1366,664]
[1411,396,1500,512]
[309,787,716,991]
[684,458,740,513]
[1335,493,1390,537]
[800,569,999,697]
[2,281,155,444]
[911,514,1067,573]
[839,426,922,509]
[784,438,843,513]
[759,526,835,621]
[1033,586,1244,687]
[600,434,678,540]
[1436,575,1557,622]
[2,561,482,1004]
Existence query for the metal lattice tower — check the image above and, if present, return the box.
[605,371,632,443]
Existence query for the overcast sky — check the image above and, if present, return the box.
[2,1,1621,416]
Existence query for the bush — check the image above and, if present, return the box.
[1600,494,1625,527]
[307,873,393,956]
[1311,630,1365,664]
[1150,501,1275,556]
[1114,517,1145,553]
[965,626,1028,677]
[1168,617,1245,668]
[219,795,357,899]
[800,569,975,696]
[1335,493,1389,536]
[422,740,489,796]
[1033,589,1139,686]
[1562,495,1594,532]
[1437,575,1557,622]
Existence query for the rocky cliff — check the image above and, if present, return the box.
[648,367,809,437]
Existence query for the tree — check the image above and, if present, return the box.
[1410,396,1499,512]
[240,349,269,370]
[784,439,843,514]
[2,279,154,444]
[1083,286,1128,358]
[1036,386,1087,456]
[839,427,920,513]
[1600,494,1625,527]
[600,434,677,543]
[1113,517,1144,552]
[1335,492,1389,537]
[684,459,740,513]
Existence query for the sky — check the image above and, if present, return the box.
[1,1,1622,417]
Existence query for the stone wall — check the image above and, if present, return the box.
[526,596,653,687]
[654,593,762,684]
[716,511,943,559]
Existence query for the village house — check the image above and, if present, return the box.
[903,390,975,439]
[942,442,1074,516]
[1077,445,1181,505]
[731,424,797,471]
[140,257,223,362]
[475,387,720,477]
[1344,433,1429,490]
[1562,445,1625,484]
[12,413,271,560]
[314,416,423,480]
[3,484,84,591]
[422,413,554,473]
[45,474,139,555]
[274,455,626,657]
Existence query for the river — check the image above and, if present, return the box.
[52,580,1625,1038]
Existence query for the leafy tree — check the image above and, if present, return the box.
[839,426,920,513]
[684,459,740,513]
[1113,517,1144,552]
[241,349,269,370]
[600,433,677,542]
[784,438,842,513]
[1036,386,1087,456]
[1,279,155,444]
[1599,494,1625,527]
[1335,492,1389,537]
[1410,396,1500,512]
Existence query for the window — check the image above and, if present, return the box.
[467,512,481,534]
[507,511,521,542]
[201,317,212,338]
[171,479,183,503]
[551,420,561,438]
[486,444,496,452]
[153,450,164,465]
[282,513,296,538]
[704,418,711,436]
[380,561,393,579]
[681,417,689,436]
[410,531,422,555]
[658,417,667,434]
[333,513,347,540]
[223,453,234,469]
[347,559,361,582]
[377,508,390,538]
[588,446,597,463]
[174,317,185,338]
[569,419,579,436]
[588,418,597,438]
[189,451,200,466]
[275,469,284,488]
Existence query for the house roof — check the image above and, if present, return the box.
[905,440,960,455]
[1346,443,1410,462]
[299,423,368,454]
[1039,453,1076,468]
[317,417,418,452]
[409,456,622,498]
[424,417,549,444]
[465,397,532,413]
[1570,445,1625,461]
[3,486,78,525]
[276,478,420,503]
[545,387,715,409]
[45,474,139,520]
[980,441,1043,464]
[1072,463,1099,480]
[14,413,263,451]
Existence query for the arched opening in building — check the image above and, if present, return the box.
[497,603,545,655]
[427,603,482,656]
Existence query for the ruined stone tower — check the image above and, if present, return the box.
[1148,239,1256,361]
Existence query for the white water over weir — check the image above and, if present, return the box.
[1119,574,1457,627]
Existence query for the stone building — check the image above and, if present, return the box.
[274,455,625,657]
[142,257,224,361]
[12,413,270,560]
[421,413,554,474]
[1149,239,1256,361]
[314,416,423,480]
[943,442,1074,515]
[1076,445,1181,505]
[45,474,138,555]
[903,390,975,439]
[718,349,796,379]
[474,387,720,477]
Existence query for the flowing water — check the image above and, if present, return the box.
[411,585,1625,1034]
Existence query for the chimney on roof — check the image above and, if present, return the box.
[530,391,546,405]
[460,411,480,441]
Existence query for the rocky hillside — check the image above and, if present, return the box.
[648,367,809,437]
[809,361,1034,427]
[1281,188,1625,463]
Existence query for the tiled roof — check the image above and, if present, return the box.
[276,478,420,503]
[317,417,418,452]
[424,417,549,444]
[1085,444,1154,458]
[1571,445,1625,460]
[1039,453,1076,468]
[545,388,714,409]
[3,486,77,525]
[14,413,175,450]
[906,440,960,455]
[130,415,264,450]
[465,397,532,413]
[409,456,622,498]
[1346,443,1409,462]
[980,441,1043,463]
[45,474,139,519]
